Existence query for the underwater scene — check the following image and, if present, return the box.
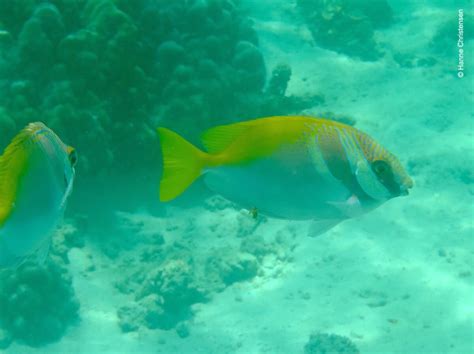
[0,0,472,353]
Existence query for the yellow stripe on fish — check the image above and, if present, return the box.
[201,116,353,166]
[0,123,43,226]
[157,116,413,223]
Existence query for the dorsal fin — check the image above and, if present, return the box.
[0,123,43,226]
[201,116,321,154]
[201,116,350,155]
[202,116,294,151]
[201,121,255,154]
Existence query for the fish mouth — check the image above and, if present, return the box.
[396,176,413,197]
[399,183,412,196]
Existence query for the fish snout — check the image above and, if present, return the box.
[400,186,409,196]
[399,177,414,196]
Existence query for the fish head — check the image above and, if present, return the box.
[355,133,413,201]
[64,145,77,190]
[370,157,413,197]
[27,123,77,202]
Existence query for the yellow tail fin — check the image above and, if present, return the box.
[157,127,207,202]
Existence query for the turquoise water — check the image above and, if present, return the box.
[0,0,472,353]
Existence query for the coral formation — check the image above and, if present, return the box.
[392,52,437,69]
[297,0,393,61]
[117,255,209,332]
[206,249,259,288]
[0,0,319,204]
[304,332,360,354]
[51,222,86,264]
[429,11,473,60]
[260,64,323,116]
[0,220,82,349]
[114,208,296,335]
[117,244,260,334]
[267,64,292,96]
[391,12,472,73]
[0,257,79,348]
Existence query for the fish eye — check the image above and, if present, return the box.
[372,160,391,176]
[69,149,77,167]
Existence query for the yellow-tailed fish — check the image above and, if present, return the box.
[157,116,413,236]
[0,122,77,267]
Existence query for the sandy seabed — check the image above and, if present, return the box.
[5,1,473,353]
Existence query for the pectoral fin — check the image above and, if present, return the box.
[35,236,51,265]
[327,194,364,218]
[0,234,52,269]
[308,219,342,238]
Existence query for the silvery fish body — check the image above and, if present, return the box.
[0,122,76,267]
[205,140,358,220]
[157,116,413,234]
